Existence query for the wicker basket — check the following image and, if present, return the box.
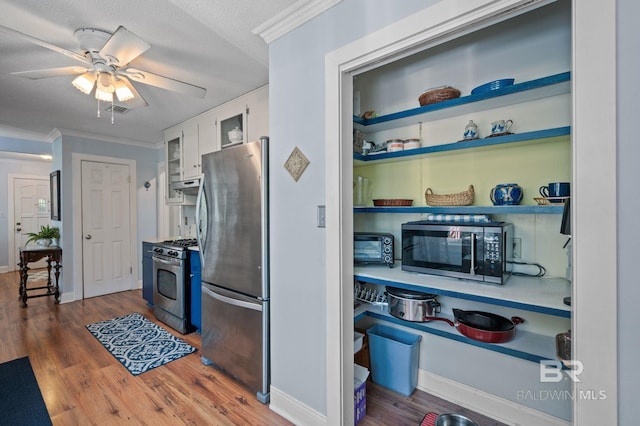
[373,199,413,207]
[418,87,461,106]
[425,185,475,206]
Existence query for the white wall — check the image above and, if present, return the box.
[52,133,161,298]
[268,0,439,416]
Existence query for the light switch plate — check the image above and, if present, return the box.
[317,205,326,228]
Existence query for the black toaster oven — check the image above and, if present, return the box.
[354,232,394,267]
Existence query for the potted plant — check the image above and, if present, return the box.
[25,225,60,247]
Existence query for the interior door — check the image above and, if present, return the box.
[81,161,133,298]
[13,177,50,269]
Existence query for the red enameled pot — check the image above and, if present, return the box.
[424,308,524,343]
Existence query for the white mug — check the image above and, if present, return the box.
[490,119,513,135]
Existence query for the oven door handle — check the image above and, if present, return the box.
[152,256,180,267]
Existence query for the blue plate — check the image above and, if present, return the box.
[471,78,515,95]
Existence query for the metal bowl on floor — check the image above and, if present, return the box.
[435,413,479,426]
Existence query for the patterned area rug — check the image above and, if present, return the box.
[86,313,196,376]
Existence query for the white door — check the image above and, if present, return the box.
[81,161,133,298]
[13,177,50,268]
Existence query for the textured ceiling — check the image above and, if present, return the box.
[0,0,297,146]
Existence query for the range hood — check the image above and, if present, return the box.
[170,178,201,195]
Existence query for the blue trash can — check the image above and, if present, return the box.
[367,324,421,396]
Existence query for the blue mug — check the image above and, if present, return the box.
[540,182,570,202]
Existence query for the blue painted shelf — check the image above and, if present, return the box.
[354,264,571,318]
[355,204,564,215]
[354,126,570,164]
[356,307,560,366]
[353,71,571,133]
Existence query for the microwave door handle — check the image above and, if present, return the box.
[469,233,476,276]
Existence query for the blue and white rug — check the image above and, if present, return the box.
[86,313,196,376]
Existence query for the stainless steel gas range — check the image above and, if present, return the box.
[151,238,197,334]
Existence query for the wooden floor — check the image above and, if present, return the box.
[0,270,506,425]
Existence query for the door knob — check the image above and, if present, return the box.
[16,227,22,232]
[85,234,92,240]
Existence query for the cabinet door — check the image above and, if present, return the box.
[190,250,202,331]
[164,127,184,204]
[142,242,154,305]
[182,120,200,179]
[198,110,219,155]
[217,102,247,149]
[246,85,269,142]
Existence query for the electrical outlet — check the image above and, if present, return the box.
[513,238,522,259]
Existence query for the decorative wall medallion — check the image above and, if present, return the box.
[284,146,310,182]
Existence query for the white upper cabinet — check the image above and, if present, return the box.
[162,84,269,205]
[216,84,269,149]
[246,85,269,142]
[181,120,200,180]
[198,110,218,157]
[164,127,184,204]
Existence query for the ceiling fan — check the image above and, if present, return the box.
[0,24,206,120]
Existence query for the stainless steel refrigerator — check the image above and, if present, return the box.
[195,137,270,403]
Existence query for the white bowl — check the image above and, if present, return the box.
[228,127,243,143]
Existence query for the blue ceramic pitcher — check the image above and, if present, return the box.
[490,183,523,205]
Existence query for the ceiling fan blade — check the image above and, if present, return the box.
[122,68,206,98]
[0,24,88,64]
[115,77,148,109]
[11,66,89,79]
[99,26,150,66]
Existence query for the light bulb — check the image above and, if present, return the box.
[114,78,134,101]
[72,71,96,94]
[95,87,113,102]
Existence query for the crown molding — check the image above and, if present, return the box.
[252,0,343,44]
[54,128,164,149]
[0,151,52,162]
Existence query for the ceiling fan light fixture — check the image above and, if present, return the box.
[96,72,114,92]
[114,78,134,101]
[72,71,97,95]
[95,86,114,102]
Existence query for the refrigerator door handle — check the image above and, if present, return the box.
[195,175,205,266]
[202,285,262,312]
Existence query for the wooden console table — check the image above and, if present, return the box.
[18,246,62,307]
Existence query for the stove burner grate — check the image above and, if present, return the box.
[162,238,197,248]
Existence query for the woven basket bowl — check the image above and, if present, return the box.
[425,185,475,206]
[418,87,461,106]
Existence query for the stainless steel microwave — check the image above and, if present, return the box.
[354,232,394,267]
[401,221,513,284]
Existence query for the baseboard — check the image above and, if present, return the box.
[261,372,571,426]
[269,385,327,426]
[0,266,8,274]
[417,370,571,426]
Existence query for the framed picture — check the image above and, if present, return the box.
[50,170,60,220]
